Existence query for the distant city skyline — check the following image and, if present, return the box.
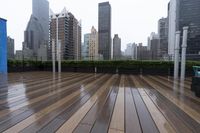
[0,0,169,51]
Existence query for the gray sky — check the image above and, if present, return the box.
[0,0,169,51]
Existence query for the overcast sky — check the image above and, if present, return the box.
[0,0,169,51]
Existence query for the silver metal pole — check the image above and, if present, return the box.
[52,39,56,73]
[180,26,189,80]
[58,40,61,73]
[174,31,181,79]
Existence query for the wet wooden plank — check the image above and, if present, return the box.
[128,76,159,133]
[0,74,104,132]
[36,75,111,133]
[124,76,142,133]
[0,74,93,117]
[138,76,200,133]
[0,73,84,101]
[150,76,200,104]
[155,76,200,103]
[0,73,77,97]
[108,75,125,133]
[143,76,200,124]
[4,75,113,133]
[90,76,120,133]
[133,76,176,133]
[56,76,115,133]
[73,77,119,133]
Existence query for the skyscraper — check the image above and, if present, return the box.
[23,0,49,61]
[7,37,15,59]
[49,8,82,60]
[83,33,90,60]
[98,2,111,60]
[168,0,200,60]
[177,0,200,60]
[150,33,160,60]
[113,34,121,60]
[158,17,168,59]
[89,27,98,60]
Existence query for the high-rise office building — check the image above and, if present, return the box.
[23,0,49,61]
[124,43,137,60]
[158,17,168,59]
[83,33,90,60]
[113,34,121,60]
[150,33,160,60]
[168,0,200,60]
[177,0,200,60]
[137,43,151,60]
[7,37,15,59]
[89,27,98,60]
[49,8,82,60]
[98,2,111,60]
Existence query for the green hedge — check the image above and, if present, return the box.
[7,60,200,69]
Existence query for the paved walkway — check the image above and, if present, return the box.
[0,72,199,133]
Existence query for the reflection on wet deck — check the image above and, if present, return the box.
[0,72,199,133]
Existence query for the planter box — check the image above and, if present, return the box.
[191,77,200,97]
[118,68,140,75]
[75,67,95,73]
[96,67,116,74]
[62,67,75,72]
[142,68,169,75]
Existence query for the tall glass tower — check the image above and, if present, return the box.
[23,0,49,60]
[98,2,111,60]
[177,0,200,60]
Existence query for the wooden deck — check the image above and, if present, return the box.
[0,72,199,133]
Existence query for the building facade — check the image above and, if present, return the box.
[113,34,121,60]
[83,33,90,60]
[150,33,160,60]
[0,18,7,73]
[49,8,81,61]
[23,0,49,61]
[89,27,98,60]
[177,0,200,60]
[98,2,111,60]
[137,43,151,60]
[124,43,137,60]
[158,17,168,59]
[7,36,15,59]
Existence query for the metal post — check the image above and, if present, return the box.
[174,31,181,79]
[180,26,189,80]
[58,40,61,73]
[52,39,56,73]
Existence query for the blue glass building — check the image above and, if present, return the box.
[0,18,7,73]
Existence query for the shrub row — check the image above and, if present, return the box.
[7,60,200,75]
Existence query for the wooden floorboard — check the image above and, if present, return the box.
[0,72,199,133]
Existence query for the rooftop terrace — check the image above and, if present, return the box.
[0,72,199,133]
